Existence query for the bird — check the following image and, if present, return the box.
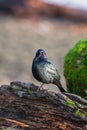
[32,49,66,93]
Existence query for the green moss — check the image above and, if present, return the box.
[66,98,87,118]
[64,39,87,97]
[74,109,87,118]
[1,128,7,130]
[66,99,75,108]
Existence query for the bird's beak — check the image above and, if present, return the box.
[40,52,46,58]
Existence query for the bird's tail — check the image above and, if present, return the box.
[54,80,66,93]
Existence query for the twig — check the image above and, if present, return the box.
[3,118,29,127]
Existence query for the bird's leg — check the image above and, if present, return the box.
[39,83,44,90]
[37,83,44,92]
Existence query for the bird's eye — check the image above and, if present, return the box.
[40,51,43,54]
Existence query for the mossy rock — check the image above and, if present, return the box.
[64,39,87,98]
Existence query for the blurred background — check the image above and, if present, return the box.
[0,0,87,92]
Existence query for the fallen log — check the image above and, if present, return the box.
[0,81,87,130]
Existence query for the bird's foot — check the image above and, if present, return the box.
[38,83,44,91]
[36,83,45,92]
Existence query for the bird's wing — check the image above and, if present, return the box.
[45,62,60,80]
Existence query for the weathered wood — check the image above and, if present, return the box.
[0,81,87,130]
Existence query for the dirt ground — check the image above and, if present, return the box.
[0,16,87,92]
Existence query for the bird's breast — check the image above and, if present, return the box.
[37,62,54,83]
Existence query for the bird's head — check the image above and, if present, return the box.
[35,49,47,60]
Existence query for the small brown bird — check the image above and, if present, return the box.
[32,49,66,93]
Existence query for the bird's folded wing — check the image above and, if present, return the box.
[45,63,60,79]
